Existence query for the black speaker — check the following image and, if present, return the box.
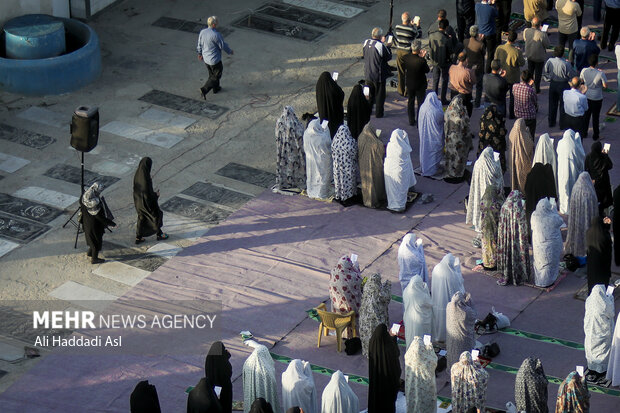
[70,106,99,152]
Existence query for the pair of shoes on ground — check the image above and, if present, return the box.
[135,233,169,244]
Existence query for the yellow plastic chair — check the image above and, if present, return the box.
[315,303,356,352]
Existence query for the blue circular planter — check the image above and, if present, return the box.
[0,15,101,96]
[4,14,66,59]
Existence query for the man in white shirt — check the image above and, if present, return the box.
[580,54,607,140]
[563,76,589,138]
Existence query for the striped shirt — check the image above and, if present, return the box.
[394,24,422,51]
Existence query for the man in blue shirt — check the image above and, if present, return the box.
[570,27,600,71]
[197,16,233,99]
[476,0,498,73]
[563,77,589,137]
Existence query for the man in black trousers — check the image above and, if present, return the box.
[403,40,430,125]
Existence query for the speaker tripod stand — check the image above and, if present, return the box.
[62,151,85,249]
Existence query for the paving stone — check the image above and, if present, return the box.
[138,90,228,119]
[0,153,30,173]
[160,196,230,224]
[256,2,344,29]
[13,187,79,210]
[102,241,167,273]
[0,123,56,149]
[138,108,196,129]
[0,212,50,243]
[48,281,118,311]
[92,261,151,286]
[152,16,232,36]
[146,242,182,259]
[0,193,63,224]
[214,162,275,188]
[181,182,253,209]
[17,107,69,129]
[283,0,364,18]
[43,164,120,189]
[101,120,183,148]
[0,239,19,258]
[233,14,324,42]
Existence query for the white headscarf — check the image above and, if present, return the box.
[533,132,558,193]
[466,147,504,232]
[585,284,616,373]
[431,253,466,343]
[606,312,620,386]
[565,171,598,256]
[398,232,428,291]
[556,129,585,214]
[320,370,359,413]
[418,92,445,176]
[243,344,281,413]
[304,119,333,200]
[530,197,564,287]
[281,359,318,413]
[405,336,437,413]
[384,128,416,211]
[403,275,433,350]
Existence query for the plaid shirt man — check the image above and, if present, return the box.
[512,81,537,120]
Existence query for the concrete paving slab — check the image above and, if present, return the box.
[90,160,134,177]
[43,164,120,189]
[138,108,196,129]
[181,181,253,209]
[283,0,364,18]
[146,242,182,259]
[256,3,345,29]
[101,120,184,149]
[0,123,55,150]
[92,261,151,286]
[160,196,231,224]
[16,107,69,130]
[0,343,23,363]
[0,239,19,258]
[0,153,29,173]
[48,281,119,310]
[138,90,228,119]
[101,241,167,273]
[13,187,78,210]
[214,163,275,189]
[233,14,325,42]
[160,212,212,241]
[0,212,50,244]
[0,194,63,224]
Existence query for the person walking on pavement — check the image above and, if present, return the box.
[197,16,233,99]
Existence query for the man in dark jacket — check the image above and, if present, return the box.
[427,9,458,49]
[429,20,454,104]
[483,59,510,116]
[456,0,476,42]
[403,40,430,125]
[363,27,393,118]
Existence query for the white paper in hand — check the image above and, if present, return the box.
[214,386,222,397]
[350,253,358,263]
[391,323,401,335]
[332,71,339,81]
[363,86,370,97]
[493,151,500,162]
[387,35,393,44]
[376,129,381,137]
[321,120,329,129]
[344,374,349,382]
[607,285,615,296]
[541,24,549,32]
[471,349,479,359]
[438,349,447,356]
[604,143,611,152]
[423,335,431,345]
[576,365,584,376]
[466,161,473,166]
[416,238,423,247]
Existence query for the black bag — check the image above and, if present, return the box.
[475,313,498,335]
[482,342,500,358]
[344,337,361,355]
[563,254,580,272]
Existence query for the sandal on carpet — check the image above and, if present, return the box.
[135,237,145,245]
[157,233,169,241]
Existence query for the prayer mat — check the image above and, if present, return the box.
[607,103,620,117]
[574,274,620,301]
[471,264,568,292]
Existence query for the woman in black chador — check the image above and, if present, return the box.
[187,341,233,413]
[80,182,116,264]
[133,157,167,244]
[130,380,161,413]
[316,71,345,138]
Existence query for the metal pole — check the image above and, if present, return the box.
[73,151,84,248]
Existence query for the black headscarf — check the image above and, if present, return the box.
[205,341,233,413]
[316,71,345,138]
[346,82,371,140]
[586,216,612,294]
[249,398,274,413]
[187,377,223,413]
[368,323,401,413]
[130,380,162,413]
[133,157,163,237]
[524,163,557,224]
[614,185,620,266]
[585,141,613,213]
[285,408,301,413]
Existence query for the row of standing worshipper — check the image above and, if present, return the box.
[275,104,417,212]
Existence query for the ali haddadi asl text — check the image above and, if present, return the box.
[34,335,121,347]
